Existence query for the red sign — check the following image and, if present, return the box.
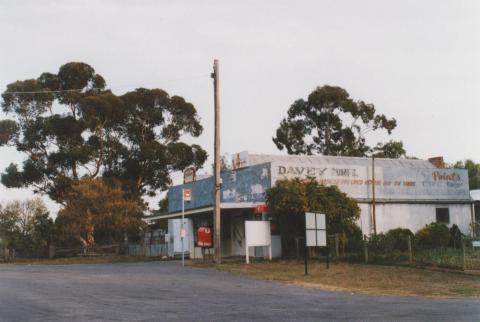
[254,204,269,214]
[197,227,212,247]
[183,188,192,201]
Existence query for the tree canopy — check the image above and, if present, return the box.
[55,177,144,248]
[266,178,360,256]
[273,85,398,157]
[0,62,207,203]
[0,198,52,257]
[371,140,406,159]
[454,159,480,190]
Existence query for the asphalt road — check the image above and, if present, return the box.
[0,261,478,322]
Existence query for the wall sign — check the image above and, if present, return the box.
[271,161,470,200]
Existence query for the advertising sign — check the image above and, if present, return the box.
[271,162,469,200]
[197,227,213,247]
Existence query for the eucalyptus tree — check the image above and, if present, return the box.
[273,85,398,157]
[0,62,207,203]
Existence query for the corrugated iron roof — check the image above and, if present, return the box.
[246,153,436,169]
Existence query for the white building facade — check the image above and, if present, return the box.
[148,152,474,258]
[243,153,473,236]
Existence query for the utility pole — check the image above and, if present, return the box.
[181,188,185,267]
[212,59,221,263]
[372,156,377,235]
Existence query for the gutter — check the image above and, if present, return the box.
[145,202,266,221]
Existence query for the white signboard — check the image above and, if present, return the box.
[245,221,272,264]
[305,212,327,247]
[473,241,480,248]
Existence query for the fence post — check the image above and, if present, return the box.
[462,238,466,271]
[364,238,369,264]
[49,245,56,259]
[407,235,413,264]
[335,234,339,258]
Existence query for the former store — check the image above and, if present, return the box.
[146,152,473,258]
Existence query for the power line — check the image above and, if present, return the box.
[1,74,210,95]
[2,88,100,95]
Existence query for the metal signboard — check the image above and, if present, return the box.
[197,227,213,247]
[305,212,326,247]
[183,188,192,202]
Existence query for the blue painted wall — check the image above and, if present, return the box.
[168,163,271,213]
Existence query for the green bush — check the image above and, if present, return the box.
[366,228,413,254]
[367,233,390,253]
[415,222,450,249]
[385,228,414,252]
[266,178,360,257]
[448,224,464,248]
[345,224,364,253]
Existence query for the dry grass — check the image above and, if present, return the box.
[192,259,480,297]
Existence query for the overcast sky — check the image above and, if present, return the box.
[1,0,479,213]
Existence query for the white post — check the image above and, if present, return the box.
[181,189,185,267]
[269,245,272,261]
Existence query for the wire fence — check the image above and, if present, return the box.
[326,234,480,271]
[126,243,168,257]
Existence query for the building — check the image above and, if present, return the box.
[146,152,474,257]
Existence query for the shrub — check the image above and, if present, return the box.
[266,178,360,257]
[415,222,450,249]
[448,224,464,248]
[367,233,390,253]
[385,228,414,252]
[345,224,363,253]
[366,228,413,254]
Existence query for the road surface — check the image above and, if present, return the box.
[0,261,478,321]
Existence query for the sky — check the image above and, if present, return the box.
[0,0,479,214]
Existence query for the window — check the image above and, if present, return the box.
[436,208,450,224]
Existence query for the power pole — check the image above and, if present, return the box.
[212,59,222,263]
[372,156,377,235]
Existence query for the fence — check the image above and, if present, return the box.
[127,243,168,257]
[1,241,169,260]
[326,233,480,271]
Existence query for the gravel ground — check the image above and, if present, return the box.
[0,261,478,321]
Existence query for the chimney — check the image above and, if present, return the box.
[428,156,445,168]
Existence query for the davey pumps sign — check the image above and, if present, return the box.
[278,165,360,178]
[272,162,469,201]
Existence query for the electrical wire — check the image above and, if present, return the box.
[1,74,211,95]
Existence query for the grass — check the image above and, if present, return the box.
[0,255,166,266]
[192,259,480,298]
[450,287,480,297]
[413,248,480,270]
